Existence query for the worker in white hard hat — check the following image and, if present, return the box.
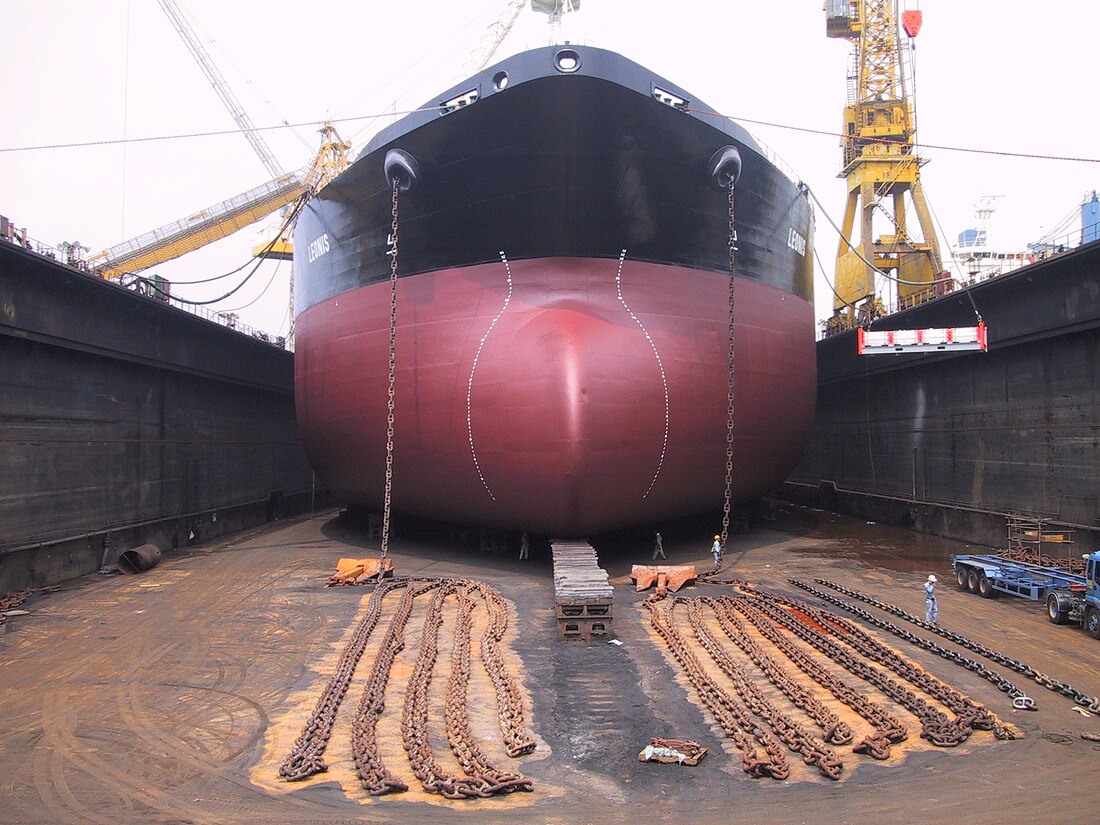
[711,534,722,572]
[924,574,938,624]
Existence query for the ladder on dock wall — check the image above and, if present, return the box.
[1006,513,1078,571]
[551,540,613,641]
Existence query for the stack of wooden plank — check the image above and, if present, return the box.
[552,540,613,640]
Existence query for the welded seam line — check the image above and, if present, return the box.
[466,251,514,501]
[616,249,669,498]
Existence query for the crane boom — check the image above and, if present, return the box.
[88,124,350,281]
[157,0,284,179]
[87,171,306,280]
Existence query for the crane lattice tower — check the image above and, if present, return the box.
[825,0,943,334]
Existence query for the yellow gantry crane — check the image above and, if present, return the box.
[824,0,943,335]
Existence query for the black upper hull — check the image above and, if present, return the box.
[295,45,814,314]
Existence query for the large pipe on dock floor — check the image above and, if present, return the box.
[117,544,162,574]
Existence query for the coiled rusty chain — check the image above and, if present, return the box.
[701,596,854,747]
[379,176,400,564]
[789,579,1035,717]
[645,595,791,779]
[280,576,534,797]
[813,577,1100,713]
[402,582,491,798]
[279,579,405,781]
[798,599,1009,740]
[685,599,843,780]
[720,183,737,552]
[1000,546,1085,575]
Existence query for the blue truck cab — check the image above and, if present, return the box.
[1046,552,1100,637]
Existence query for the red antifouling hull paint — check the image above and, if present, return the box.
[295,257,815,535]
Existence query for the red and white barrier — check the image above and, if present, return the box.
[857,322,987,355]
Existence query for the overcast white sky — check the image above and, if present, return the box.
[2,1,1098,335]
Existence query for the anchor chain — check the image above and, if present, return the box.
[702,596,854,747]
[644,595,791,779]
[746,592,995,748]
[720,183,737,553]
[473,580,538,758]
[380,177,400,564]
[813,578,1100,713]
[730,596,907,759]
[445,585,533,794]
[685,599,844,780]
[279,579,405,781]
[280,576,534,797]
[402,582,492,798]
[789,578,1033,721]
[352,582,424,795]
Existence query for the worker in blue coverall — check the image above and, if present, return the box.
[924,574,938,623]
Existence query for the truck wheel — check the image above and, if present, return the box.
[978,575,998,598]
[956,567,968,589]
[966,569,980,593]
[1086,608,1100,640]
[1046,594,1069,625]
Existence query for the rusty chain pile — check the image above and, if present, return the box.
[1000,546,1085,575]
[352,581,423,794]
[279,579,405,781]
[746,592,996,748]
[646,595,792,779]
[280,576,534,798]
[700,596,854,748]
[647,581,1013,778]
[444,586,533,794]
[471,580,538,758]
[812,577,1100,714]
[0,590,30,625]
[729,596,907,760]
[402,582,481,798]
[789,579,1036,713]
[684,599,844,780]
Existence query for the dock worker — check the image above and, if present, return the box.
[518,532,529,560]
[711,535,722,572]
[924,574,938,623]
[653,532,666,560]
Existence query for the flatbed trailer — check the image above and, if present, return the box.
[952,552,1100,638]
[951,554,1086,600]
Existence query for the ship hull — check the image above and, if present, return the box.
[295,256,814,535]
[294,45,817,535]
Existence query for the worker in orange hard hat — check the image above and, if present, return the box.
[711,534,722,572]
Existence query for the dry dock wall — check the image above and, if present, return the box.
[0,241,318,590]
[784,242,1100,553]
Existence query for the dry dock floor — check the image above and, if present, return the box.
[2,506,1099,824]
